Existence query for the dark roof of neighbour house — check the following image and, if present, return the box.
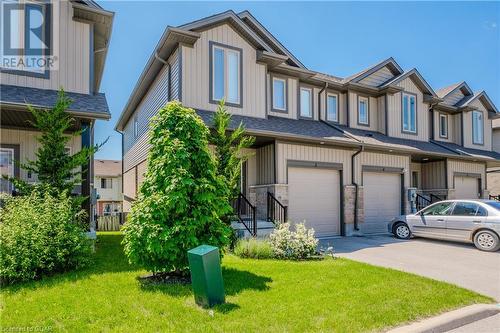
[0,84,110,119]
[94,159,122,177]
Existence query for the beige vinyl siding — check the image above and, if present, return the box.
[377,96,386,134]
[452,113,462,145]
[487,170,500,195]
[276,142,353,184]
[123,63,170,154]
[123,131,150,172]
[444,90,464,105]
[357,152,410,187]
[410,162,422,187]
[433,111,455,143]
[348,91,379,131]
[447,159,486,191]
[169,49,180,101]
[387,77,429,141]
[358,66,395,87]
[462,99,492,151]
[95,176,122,202]
[245,148,257,189]
[267,75,298,119]
[256,144,274,184]
[122,168,136,212]
[1,128,81,182]
[421,161,446,190]
[181,23,266,118]
[493,129,500,153]
[1,1,90,94]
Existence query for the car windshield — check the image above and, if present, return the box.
[485,201,500,211]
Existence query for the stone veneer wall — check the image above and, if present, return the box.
[248,184,288,221]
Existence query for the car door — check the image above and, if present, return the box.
[411,202,455,237]
[446,202,487,241]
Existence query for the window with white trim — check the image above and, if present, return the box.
[211,44,241,105]
[358,96,369,125]
[327,93,338,122]
[439,113,448,138]
[272,77,286,111]
[402,93,416,133]
[101,178,112,189]
[300,87,312,118]
[472,110,484,144]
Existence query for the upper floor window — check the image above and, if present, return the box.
[472,110,484,145]
[272,77,286,111]
[327,93,338,122]
[439,113,448,138]
[299,87,312,118]
[210,42,242,106]
[402,93,417,133]
[101,178,112,189]
[133,117,139,138]
[358,96,369,125]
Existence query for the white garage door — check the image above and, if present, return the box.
[363,172,401,234]
[288,167,340,237]
[454,176,479,199]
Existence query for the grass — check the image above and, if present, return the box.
[1,232,491,332]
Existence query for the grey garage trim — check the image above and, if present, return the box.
[453,172,482,179]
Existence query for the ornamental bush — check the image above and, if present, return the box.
[234,238,274,259]
[122,101,232,275]
[269,223,318,260]
[0,189,91,284]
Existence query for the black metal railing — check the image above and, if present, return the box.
[430,193,445,203]
[489,195,500,202]
[231,193,257,236]
[267,192,287,225]
[416,193,431,212]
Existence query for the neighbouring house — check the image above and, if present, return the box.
[0,0,114,231]
[115,10,500,237]
[94,159,123,216]
[487,118,500,198]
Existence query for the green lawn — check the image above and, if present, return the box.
[1,232,491,332]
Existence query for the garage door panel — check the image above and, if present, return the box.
[454,176,479,199]
[288,167,340,237]
[363,172,401,234]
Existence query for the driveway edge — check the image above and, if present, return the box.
[387,303,500,333]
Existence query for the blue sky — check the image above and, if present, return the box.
[95,1,500,160]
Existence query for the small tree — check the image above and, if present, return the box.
[209,100,255,199]
[122,101,232,275]
[17,90,103,194]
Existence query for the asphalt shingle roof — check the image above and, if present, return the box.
[0,84,110,116]
[431,141,500,160]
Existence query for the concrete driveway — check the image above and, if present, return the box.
[320,235,500,301]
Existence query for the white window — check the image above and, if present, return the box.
[133,117,139,138]
[300,87,312,118]
[327,93,338,122]
[472,111,484,144]
[0,148,15,193]
[101,178,112,189]
[439,114,448,138]
[272,77,286,111]
[358,97,369,125]
[402,93,417,133]
[211,44,241,105]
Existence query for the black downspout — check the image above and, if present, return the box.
[318,83,327,121]
[351,146,363,231]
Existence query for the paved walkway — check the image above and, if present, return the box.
[320,235,500,300]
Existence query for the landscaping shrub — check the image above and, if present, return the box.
[234,238,274,259]
[122,101,232,275]
[269,223,318,260]
[0,190,91,284]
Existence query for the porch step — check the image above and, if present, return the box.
[231,220,275,238]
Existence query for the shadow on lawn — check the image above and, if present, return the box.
[140,267,272,298]
[3,233,139,294]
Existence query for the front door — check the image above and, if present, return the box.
[410,201,454,237]
[0,148,15,193]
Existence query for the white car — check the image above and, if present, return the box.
[388,200,500,252]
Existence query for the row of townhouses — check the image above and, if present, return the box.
[115,10,500,237]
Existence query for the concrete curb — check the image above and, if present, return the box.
[387,304,500,333]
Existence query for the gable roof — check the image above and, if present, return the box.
[237,10,306,69]
[0,84,110,119]
[94,159,122,177]
[380,68,438,97]
[343,57,404,84]
[456,91,499,114]
[436,81,473,99]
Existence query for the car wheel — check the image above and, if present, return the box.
[393,222,411,240]
[473,230,500,252]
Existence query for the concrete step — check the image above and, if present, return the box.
[231,220,275,238]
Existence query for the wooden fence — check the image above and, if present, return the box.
[97,215,122,231]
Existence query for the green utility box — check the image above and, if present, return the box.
[187,245,225,308]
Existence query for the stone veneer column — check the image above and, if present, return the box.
[248,184,289,221]
[344,185,364,236]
